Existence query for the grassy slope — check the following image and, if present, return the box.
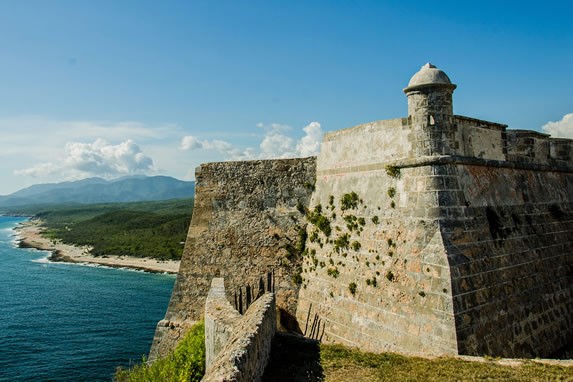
[8,199,193,260]
[115,321,205,382]
[263,333,573,382]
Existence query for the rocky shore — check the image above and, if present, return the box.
[14,219,180,274]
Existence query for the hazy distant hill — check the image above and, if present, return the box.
[0,176,195,207]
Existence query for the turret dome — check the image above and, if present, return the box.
[404,63,456,92]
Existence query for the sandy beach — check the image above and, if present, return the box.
[14,219,180,274]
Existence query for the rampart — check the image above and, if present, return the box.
[296,130,573,357]
[203,278,276,382]
[151,63,572,360]
[296,64,573,358]
[149,158,315,360]
[204,278,242,368]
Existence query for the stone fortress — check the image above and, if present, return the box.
[150,63,573,364]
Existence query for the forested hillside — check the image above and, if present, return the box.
[13,199,193,260]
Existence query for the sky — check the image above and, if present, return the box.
[0,0,572,195]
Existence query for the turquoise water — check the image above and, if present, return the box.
[0,216,176,381]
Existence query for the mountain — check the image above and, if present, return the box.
[0,176,195,208]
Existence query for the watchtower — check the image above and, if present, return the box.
[404,63,459,156]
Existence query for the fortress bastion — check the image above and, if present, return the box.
[150,63,573,360]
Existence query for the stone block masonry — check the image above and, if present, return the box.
[296,158,459,355]
[149,158,315,360]
[445,163,573,357]
[203,278,276,382]
[204,278,242,368]
[295,63,573,358]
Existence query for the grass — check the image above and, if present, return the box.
[263,333,573,382]
[321,345,572,381]
[115,321,205,382]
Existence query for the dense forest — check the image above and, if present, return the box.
[7,199,193,260]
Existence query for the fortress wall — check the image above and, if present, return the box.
[203,278,276,382]
[441,163,573,357]
[296,116,573,358]
[454,116,506,160]
[149,158,316,360]
[550,139,572,164]
[506,130,551,164]
[204,278,242,368]
[318,118,412,171]
[296,122,459,355]
[203,290,276,382]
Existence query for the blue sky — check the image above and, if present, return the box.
[0,0,571,194]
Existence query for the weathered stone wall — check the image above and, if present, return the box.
[443,162,573,357]
[203,288,276,382]
[455,116,506,160]
[296,113,573,357]
[204,278,242,368]
[318,118,412,170]
[506,130,550,164]
[149,65,572,361]
[296,125,459,355]
[150,158,316,360]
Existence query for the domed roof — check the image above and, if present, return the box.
[404,63,456,92]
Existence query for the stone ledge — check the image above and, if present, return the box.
[317,154,573,176]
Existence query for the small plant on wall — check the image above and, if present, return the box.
[387,187,396,198]
[348,282,357,295]
[385,165,401,178]
[306,204,331,236]
[340,191,360,211]
[386,270,395,282]
[327,267,340,278]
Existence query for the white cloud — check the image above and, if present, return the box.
[296,122,322,157]
[0,116,323,194]
[259,123,296,158]
[180,136,205,150]
[180,136,253,159]
[542,113,573,139]
[15,139,155,179]
[180,121,323,160]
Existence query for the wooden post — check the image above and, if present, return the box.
[246,285,251,310]
[234,291,237,311]
[303,303,312,336]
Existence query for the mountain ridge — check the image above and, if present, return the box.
[0,176,194,207]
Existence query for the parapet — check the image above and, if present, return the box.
[504,130,573,168]
[550,138,573,164]
[506,130,550,164]
[203,277,276,382]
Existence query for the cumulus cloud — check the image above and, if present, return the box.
[180,136,254,159]
[180,121,323,160]
[15,139,155,179]
[296,122,322,157]
[259,123,297,158]
[542,113,573,139]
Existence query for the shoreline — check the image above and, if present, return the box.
[14,219,180,274]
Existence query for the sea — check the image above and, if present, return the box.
[0,216,176,382]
